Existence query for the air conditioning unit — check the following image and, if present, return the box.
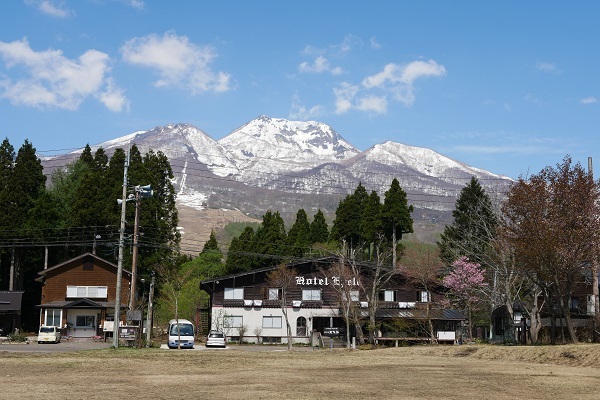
[253,300,263,307]
[292,300,302,308]
[360,301,368,308]
[244,300,253,307]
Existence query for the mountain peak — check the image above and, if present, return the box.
[218,115,359,168]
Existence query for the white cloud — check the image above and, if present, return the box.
[298,56,343,75]
[362,60,447,88]
[301,34,362,56]
[355,95,387,114]
[121,32,232,94]
[25,0,75,18]
[333,82,359,114]
[524,93,541,105]
[289,96,324,120]
[0,38,126,111]
[97,77,129,112]
[581,96,597,104]
[536,62,560,74]
[126,0,145,9]
[370,37,382,49]
[335,59,446,113]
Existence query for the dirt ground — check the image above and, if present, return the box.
[177,205,259,254]
[1,343,600,399]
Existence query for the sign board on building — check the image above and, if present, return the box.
[323,327,340,337]
[127,310,142,321]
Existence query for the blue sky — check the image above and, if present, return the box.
[0,1,598,179]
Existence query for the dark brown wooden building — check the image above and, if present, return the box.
[35,253,131,338]
[0,290,24,336]
[200,257,465,345]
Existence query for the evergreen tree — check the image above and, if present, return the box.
[0,138,15,238]
[361,190,383,259]
[309,209,329,244]
[70,148,110,230]
[331,183,368,248]
[438,176,498,266]
[79,144,94,166]
[381,178,414,267]
[181,230,225,279]
[202,230,220,253]
[287,209,311,258]
[131,147,180,277]
[6,141,46,297]
[251,210,287,268]
[225,226,255,274]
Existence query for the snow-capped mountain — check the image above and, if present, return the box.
[217,115,359,184]
[41,115,513,231]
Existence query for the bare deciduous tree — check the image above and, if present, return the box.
[398,242,443,342]
[503,156,600,343]
[266,264,298,350]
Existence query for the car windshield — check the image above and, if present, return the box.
[170,323,194,336]
[209,332,224,338]
[40,327,55,333]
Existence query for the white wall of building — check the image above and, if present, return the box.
[211,305,340,344]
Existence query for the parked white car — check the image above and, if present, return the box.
[205,331,226,348]
[38,326,61,344]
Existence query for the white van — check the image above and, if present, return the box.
[38,326,61,344]
[167,319,195,349]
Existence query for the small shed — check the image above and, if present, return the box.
[0,291,24,335]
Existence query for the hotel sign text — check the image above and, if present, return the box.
[295,276,360,287]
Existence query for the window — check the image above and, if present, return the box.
[169,322,194,336]
[224,287,244,300]
[379,290,396,302]
[224,315,243,328]
[76,315,95,327]
[302,289,321,301]
[570,298,579,312]
[67,286,107,298]
[45,309,61,327]
[296,316,307,336]
[417,291,431,302]
[268,288,281,300]
[263,316,282,329]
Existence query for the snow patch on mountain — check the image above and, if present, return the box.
[177,190,208,211]
[364,141,512,181]
[218,115,359,171]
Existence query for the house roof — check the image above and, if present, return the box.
[0,291,24,312]
[37,252,132,278]
[36,298,119,309]
[200,256,339,284]
[200,256,400,285]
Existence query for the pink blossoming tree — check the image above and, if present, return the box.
[443,256,488,339]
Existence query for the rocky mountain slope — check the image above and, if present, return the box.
[42,115,513,247]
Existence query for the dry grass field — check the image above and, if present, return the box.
[2,343,600,399]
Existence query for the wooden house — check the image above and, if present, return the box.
[200,257,465,346]
[0,290,24,336]
[35,253,132,339]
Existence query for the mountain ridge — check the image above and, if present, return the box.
[41,115,513,246]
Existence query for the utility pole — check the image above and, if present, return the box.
[145,272,155,347]
[113,148,130,348]
[589,157,599,342]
